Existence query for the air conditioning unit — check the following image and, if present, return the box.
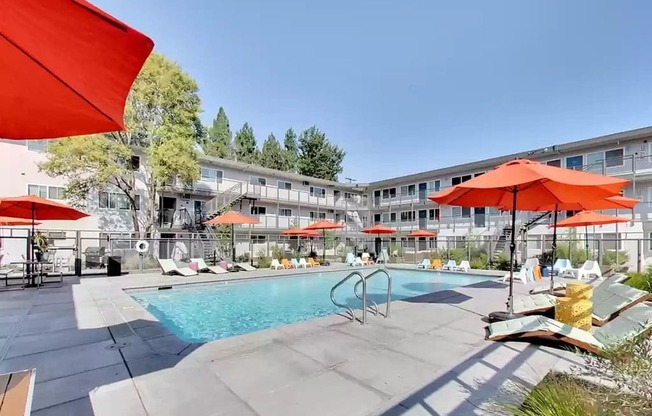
[181,193,191,201]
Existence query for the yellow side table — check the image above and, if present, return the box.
[565,282,593,300]
[555,296,593,331]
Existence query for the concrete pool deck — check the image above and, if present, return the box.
[0,266,583,415]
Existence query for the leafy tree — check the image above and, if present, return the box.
[259,133,286,170]
[204,107,233,158]
[297,126,346,181]
[40,52,202,234]
[233,122,259,164]
[283,128,299,172]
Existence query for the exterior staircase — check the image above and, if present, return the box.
[492,226,512,260]
[520,211,552,233]
[204,181,249,220]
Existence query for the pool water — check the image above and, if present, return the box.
[129,269,492,342]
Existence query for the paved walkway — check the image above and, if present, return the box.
[0,267,581,415]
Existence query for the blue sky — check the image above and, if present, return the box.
[95,0,652,183]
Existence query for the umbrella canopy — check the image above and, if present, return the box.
[1,0,154,139]
[204,211,259,226]
[552,211,631,228]
[0,195,89,221]
[281,228,320,237]
[505,195,638,212]
[0,216,41,226]
[304,220,344,263]
[428,159,628,318]
[204,211,259,262]
[406,230,437,238]
[361,224,396,235]
[429,159,628,210]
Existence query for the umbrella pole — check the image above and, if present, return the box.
[507,188,518,316]
[29,203,35,286]
[322,229,326,264]
[550,207,558,293]
[585,225,590,260]
[231,224,236,263]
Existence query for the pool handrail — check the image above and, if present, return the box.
[354,268,392,318]
[330,271,367,324]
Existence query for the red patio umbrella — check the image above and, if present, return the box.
[1,0,154,139]
[281,228,320,237]
[406,230,437,238]
[551,211,630,259]
[428,159,628,319]
[304,220,344,263]
[362,224,396,257]
[0,217,41,226]
[204,212,259,262]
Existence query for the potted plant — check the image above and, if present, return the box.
[32,231,49,262]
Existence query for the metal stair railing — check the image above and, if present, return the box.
[353,268,392,318]
[330,271,367,324]
[205,181,247,216]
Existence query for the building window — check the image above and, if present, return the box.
[586,152,603,173]
[373,213,381,224]
[546,159,561,167]
[452,175,472,185]
[400,211,415,222]
[462,207,471,218]
[429,180,440,192]
[310,211,326,220]
[390,212,397,222]
[27,184,48,198]
[382,213,389,223]
[400,184,416,196]
[201,168,223,183]
[605,149,624,167]
[47,186,65,200]
[250,206,267,215]
[310,186,326,198]
[452,207,462,217]
[98,192,135,210]
[279,208,292,217]
[565,155,583,170]
[382,188,396,199]
[428,209,440,221]
[250,177,267,186]
[131,156,140,170]
[251,235,267,242]
[474,172,485,177]
[277,181,292,190]
[27,140,47,153]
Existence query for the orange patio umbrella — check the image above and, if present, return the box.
[1,0,154,139]
[428,159,628,319]
[406,230,437,238]
[281,228,320,237]
[204,211,259,261]
[304,220,344,263]
[362,224,396,257]
[551,211,630,259]
[0,216,41,226]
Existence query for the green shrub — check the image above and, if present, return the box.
[429,250,442,260]
[492,252,511,271]
[270,244,284,260]
[447,248,466,263]
[388,243,403,257]
[626,268,652,292]
[257,257,272,269]
[470,253,489,270]
[602,250,629,266]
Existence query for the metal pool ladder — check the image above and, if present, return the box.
[330,268,392,324]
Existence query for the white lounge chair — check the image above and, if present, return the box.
[486,303,652,355]
[417,259,430,269]
[291,258,302,268]
[377,249,390,264]
[502,266,529,284]
[455,260,471,272]
[442,260,457,270]
[270,259,284,270]
[190,258,228,274]
[552,258,572,276]
[345,253,355,266]
[235,262,256,271]
[158,258,197,277]
[299,258,312,268]
[562,260,602,281]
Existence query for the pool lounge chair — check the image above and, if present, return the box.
[377,249,390,264]
[417,259,430,269]
[0,368,36,416]
[442,260,457,270]
[562,260,602,281]
[291,258,302,268]
[503,266,530,285]
[281,258,293,269]
[430,259,443,270]
[235,262,257,272]
[361,253,374,265]
[190,258,228,274]
[486,303,652,355]
[345,253,355,266]
[528,272,630,295]
[308,258,320,267]
[299,258,312,268]
[270,259,284,270]
[455,260,471,272]
[158,258,197,277]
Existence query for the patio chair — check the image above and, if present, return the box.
[0,368,36,415]
[190,258,228,274]
[235,262,257,271]
[502,266,530,284]
[430,258,443,270]
[552,258,572,276]
[561,260,602,281]
[361,253,374,265]
[455,260,471,272]
[291,258,302,268]
[299,258,312,268]
[158,258,197,277]
[376,249,390,264]
[281,258,293,269]
[270,259,284,270]
[486,303,652,356]
[308,258,320,267]
[417,259,430,269]
[345,253,355,266]
[442,260,457,270]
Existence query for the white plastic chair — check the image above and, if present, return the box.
[417,259,430,269]
[299,258,312,268]
[270,259,284,270]
[455,260,471,272]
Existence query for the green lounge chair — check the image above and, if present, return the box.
[486,303,652,355]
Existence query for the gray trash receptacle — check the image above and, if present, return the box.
[107,256,122,276]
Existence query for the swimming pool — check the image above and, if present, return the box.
[129,268,493,342]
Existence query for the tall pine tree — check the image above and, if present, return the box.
[283,128,299,172]
[259,133,286,170]
[205,107,233,158]
[297,126,345,181]
[234,122,260,163]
